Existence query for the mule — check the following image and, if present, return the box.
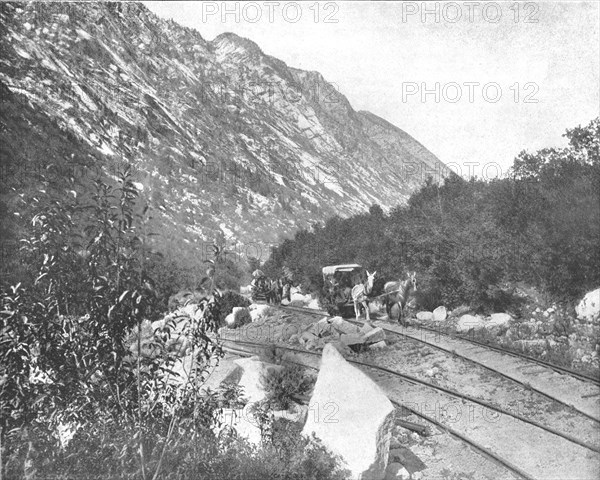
[384,272,417,325]
[266,278,284,304]
[351,270,376,321]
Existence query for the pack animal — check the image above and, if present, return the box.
[384,272,417,325]
[351,270,376,321]
[266,278,283,304]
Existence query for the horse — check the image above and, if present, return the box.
[383,271,417,325]
[351,270,376,321]
[282,280,291,303]
[266,278,283,304]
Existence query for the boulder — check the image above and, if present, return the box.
[385,463,410,480]
[233,356,282,404]
[313,318,336,337]
[455,314,485,333]
[340,333,365,348]
[486,313,512,329]
[363,327,386,344]
[360,322,375,335]
[302,344,395,479]
[416,311,433,321]
[226,307,252,329]
[307,297,321,310]
[576,288,600,324]
[432,306,447,322]
[331,316,361,335]
[249,303,271,322]
[368,341,387,351]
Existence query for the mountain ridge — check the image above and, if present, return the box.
[0,1,450,265]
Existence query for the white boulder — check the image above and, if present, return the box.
[576,288,600,324]
[486,313,512,329]
[416,311,433,321]
[302,344,395,479]
[432,306,447,322]
[249,303,270,322]
[456,314,485,333]
[307,297,321,309]
[225,307,252,328]
[233,356,282,404]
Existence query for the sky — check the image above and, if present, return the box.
[143,1,600,179]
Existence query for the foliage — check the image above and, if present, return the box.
[264,118,600,312]
[260,363,315,410]
[217,291,252,326]
[0,165,345,479]
[0,168,223,479]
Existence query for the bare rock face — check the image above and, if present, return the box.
[302,344,395,479]
[576,288,600,324]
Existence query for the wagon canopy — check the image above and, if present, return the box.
[322,264,362,277]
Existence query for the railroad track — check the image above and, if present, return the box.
[220,337,598,480]
[221,341,530,480]
[277,304,600,422]
[279,304,599,385]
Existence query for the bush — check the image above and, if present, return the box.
[218,290,251,326]
[260,363,314,410]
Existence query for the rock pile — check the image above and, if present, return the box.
[289,316,388,352]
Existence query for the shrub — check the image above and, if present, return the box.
[218,290,251,326]
[260,363,314,410]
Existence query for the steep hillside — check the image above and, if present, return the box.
[0,1,449,266]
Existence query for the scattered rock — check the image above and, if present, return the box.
[364,327,386,344]
[455,314,485,333]
[432,306,447,322]
[486,313,512,329]
[368,341,387,350]
[360,322,375,335]
[340,333,365,348]
[576,288,600,324]
[249,303,271,322]
[302,344,395,480]
[416,311,433,321]
[331,316,361,335]
[307,297,321,309]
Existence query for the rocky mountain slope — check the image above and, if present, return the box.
[0,1,449,262]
